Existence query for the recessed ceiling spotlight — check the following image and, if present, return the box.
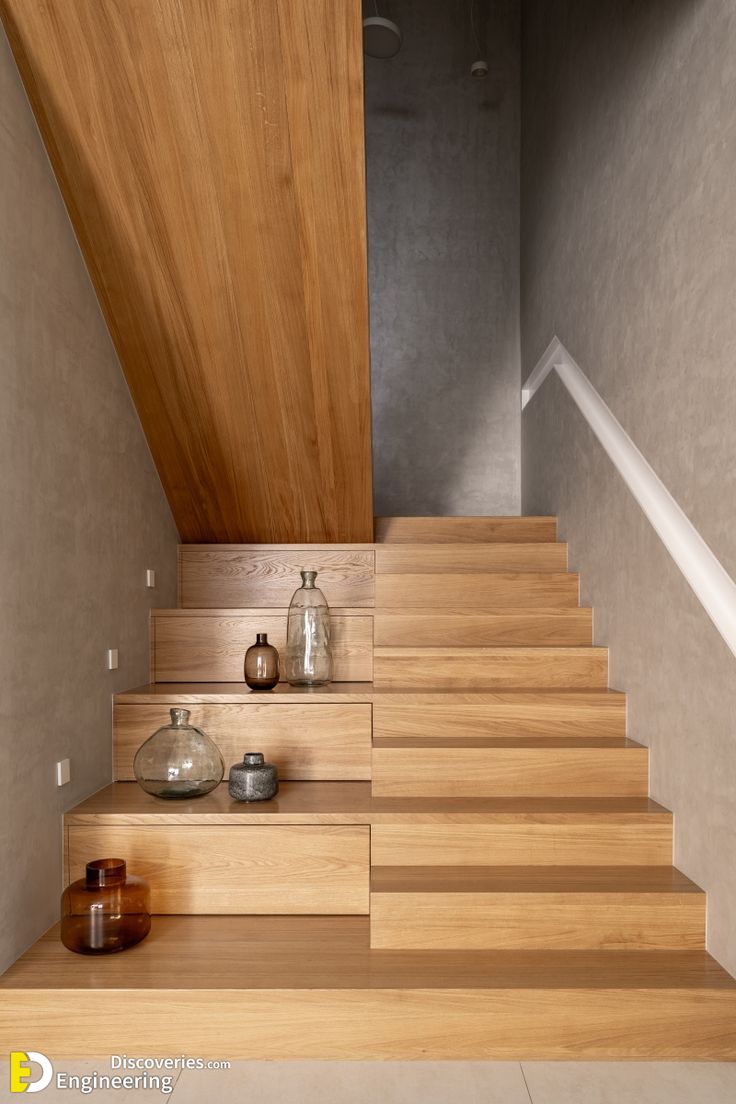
[470,58,489,79]
[363,14,402,59]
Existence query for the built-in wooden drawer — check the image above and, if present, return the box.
[66,825,369,915]
[113,702,373,781]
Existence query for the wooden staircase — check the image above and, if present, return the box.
[2,516,735,1059]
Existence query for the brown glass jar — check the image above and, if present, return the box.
[244,633,280,690]
[60,858,151,955]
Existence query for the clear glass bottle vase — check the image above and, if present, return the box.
[285,569,332,686]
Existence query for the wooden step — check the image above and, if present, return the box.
[5,917,734,1059]
[375,543,567,573]
[374,608,592,646]
[371,738,648,797]
[151,608,373,682]
[376,573,579,609]
[114,700,372,781]
[373,647,608,689]
[178,545,375,608]
[372,689,626,739]
[370,867,705,950]
[375,516,557,543]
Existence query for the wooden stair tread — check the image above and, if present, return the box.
[371,866,702,895]
[116,683,626,703]
[372,737,640,749]
[1,916,729,991]
[65,782,671,824]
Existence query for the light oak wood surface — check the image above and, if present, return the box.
[2,918,735,1058]
[370,866,705,950]
[371,740,648,797]
[113,702,372,781]
[67,824,369,914]
[373,646,608,689]
[371,819,672,866]
[66,782,670,827]
[375,543,567,573]
[372,689,626,738]
[374,608,593,646]
[374,517,558,543]
[179,547,375,608]
[376,573,579,608]
[152,609,373,682]
[0,0,373,542]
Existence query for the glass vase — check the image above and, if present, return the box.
[61,858,150,955]
[244,633,280,690]
[133,708,224,798]
[285,569,332,686]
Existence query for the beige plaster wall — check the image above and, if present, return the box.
[521,0,736,973]
[0,28,179,972]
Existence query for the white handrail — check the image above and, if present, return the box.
[522,336,736,660]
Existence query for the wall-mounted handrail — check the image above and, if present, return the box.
[522,336,736,660]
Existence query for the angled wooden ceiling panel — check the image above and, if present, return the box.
[1,0,373,542]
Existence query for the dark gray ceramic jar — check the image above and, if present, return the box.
[228,752,279,802]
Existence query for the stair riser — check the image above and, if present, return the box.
[371,748,648,797]
[375,544,568,573]
[374,610,592,646]
[370,894,705,950]
[375,516,558,543]
[179,547,375,608]
[152,611,373,682]
[113,703,372,781]
[376,574,579,608]
[373,695,627,739]
[66,825,370,914]
[373,648,607,689]
[371,822,673,866]
[6,987,736,1059]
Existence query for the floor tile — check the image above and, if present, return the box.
[521,1061,736,1104]
[172,1060,531,1103]
[0,1058,181,1101]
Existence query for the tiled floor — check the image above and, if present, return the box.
[4,1059,735,1102]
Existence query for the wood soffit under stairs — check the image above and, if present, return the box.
[3,516,735,1058]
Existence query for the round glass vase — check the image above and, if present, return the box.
[285,569,332,686]
[244,632,280,690]
[61,858,150,955]
[133,707,224,799]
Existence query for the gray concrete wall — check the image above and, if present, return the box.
[521,0,736,974]
[0,28,179,972]
[365,0,520,516]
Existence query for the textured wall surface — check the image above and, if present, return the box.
[521,0,736,973]
[366,0,520,516]
[0,28,179,972]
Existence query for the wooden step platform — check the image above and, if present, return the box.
[3,916,735,1059]
[370,866,705,950]
[375,516,558,543]
[371,738,648,797]
[374,608,592,646]
[373,646,608,689]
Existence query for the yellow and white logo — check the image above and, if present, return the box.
[9,1052,53,1094]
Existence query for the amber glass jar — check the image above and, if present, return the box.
[244,633,280,690]
[61,858,151,955]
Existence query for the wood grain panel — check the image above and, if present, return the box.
[373,647,608,689]
[370,867,705,950]
[4,919,736,1058]
[0,0,372,542]
[113,703,372,781]
[67,825,369,914]
[179,547,375,608]
[375,517,558,543]
[374,610,592,646]
[371,740,648,797]
[375,544,567,572]
[375,573,579,608]
[152,610,373,682]
[371,819,673,866]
